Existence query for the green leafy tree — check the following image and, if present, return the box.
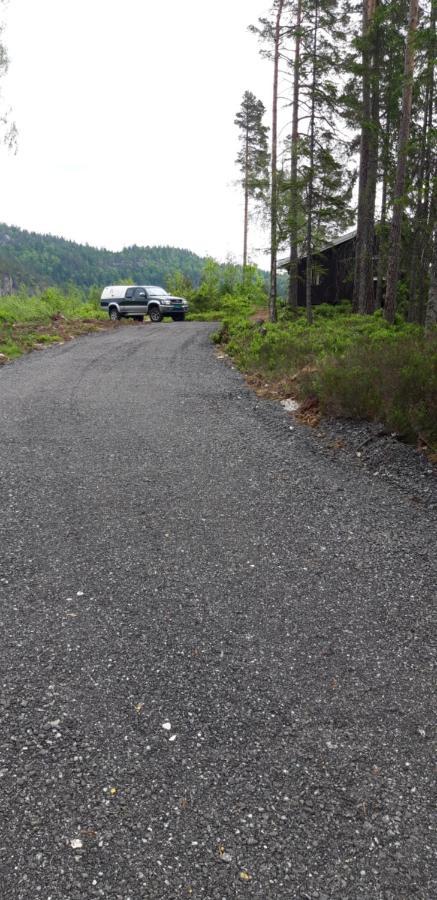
[165,270,194,299]
[221,258,241,295]
[239,264,268,306]
[194,258,222,309]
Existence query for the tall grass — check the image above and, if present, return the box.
[0,287,105,324]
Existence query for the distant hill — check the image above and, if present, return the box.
[0,223,218,294]
[0,223,288,298]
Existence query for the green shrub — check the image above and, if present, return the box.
[308,335,436,443]
[219,307,437,445]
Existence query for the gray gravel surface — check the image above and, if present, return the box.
[309,418,436,510]
[0,322,435,900]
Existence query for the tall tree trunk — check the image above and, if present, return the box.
[305,0,318,326]
[425,132,437,331]
[407,86,430,321]
[375,112,390,309]
[269,0,285,324]
[353,0,378,314]
[243,124,249,268]
[421,0,436,225]
[361,18,380,314]
[384,0,420,324]
[425,224,437,329]
[408,0,435,322]
[413,0,436,322]
[420,151,437,324]
[287,0,302,310]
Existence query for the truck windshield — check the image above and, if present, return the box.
[146,287,168,296]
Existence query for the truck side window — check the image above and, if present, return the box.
[125,288,134,299]
[134,288,146,300]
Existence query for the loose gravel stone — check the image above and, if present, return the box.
[0,323,435,899]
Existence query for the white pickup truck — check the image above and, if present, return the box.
[100,285,189,322]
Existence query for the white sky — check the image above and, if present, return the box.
[0,0,274,267]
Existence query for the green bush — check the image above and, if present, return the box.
[219,307,437,445]
[309,335,437,443]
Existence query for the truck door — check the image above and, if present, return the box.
[133,287,147,314]
[123,287,134,314]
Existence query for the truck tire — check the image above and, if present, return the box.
[109,306,120,321]
[149,306,163,323]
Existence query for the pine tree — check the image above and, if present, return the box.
[384,0,420,324]
[352,0,381,315]
[279,0,354,319]
[248,0,432,324]
[304,0,320,325]
[287,0,303,310]
[234,92,269,269]
[407,0,436,322]
[269,0,286,322]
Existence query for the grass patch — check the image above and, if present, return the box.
[187,310,223,322]
[0,287,106,325]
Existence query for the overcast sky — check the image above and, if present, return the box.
[0,0,275,266]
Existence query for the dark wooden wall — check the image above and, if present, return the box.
[296,238,356,306]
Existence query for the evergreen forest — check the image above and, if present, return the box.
[235,0,436,326]
[0,223,221,293]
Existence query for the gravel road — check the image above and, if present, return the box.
[0,322,435,899]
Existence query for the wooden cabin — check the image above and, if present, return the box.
[278,229,365,305]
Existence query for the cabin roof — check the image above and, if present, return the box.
[277,228,357,269]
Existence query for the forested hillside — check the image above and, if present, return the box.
[0,223,214,293]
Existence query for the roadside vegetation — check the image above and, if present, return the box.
[180,259,268,322]
[177,262,437,450]
[0,262,271,363]
[1,268,435,454]
[0,288,107,361]
[216,305,437,448]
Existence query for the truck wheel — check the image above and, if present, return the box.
[109,307,120,321]
[149,306,163,323]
